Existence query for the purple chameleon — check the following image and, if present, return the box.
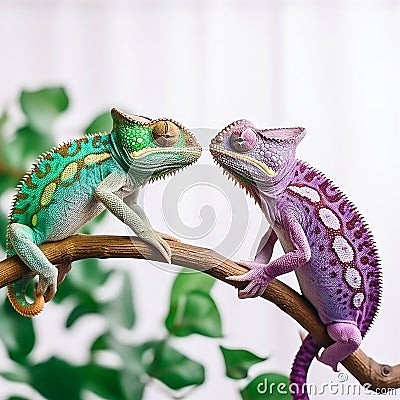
[209,120,381,400]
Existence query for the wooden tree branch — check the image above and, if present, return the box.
[0,234,398,391]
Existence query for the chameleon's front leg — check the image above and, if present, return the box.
[228,212,311,298]
[95,172,172,262]
[123,191,180,243]
[253,227,278,265]
[237,227,277,273]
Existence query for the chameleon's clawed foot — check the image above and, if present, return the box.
[36,268,58,303]
[151,234,172,263]
[136,228,172,263]
[316,350,340,372]
[227,263,272,299]
[316,322,362,372]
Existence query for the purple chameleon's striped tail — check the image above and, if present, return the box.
[289,335,321,400]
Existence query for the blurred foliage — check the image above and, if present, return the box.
[0,87,289,399]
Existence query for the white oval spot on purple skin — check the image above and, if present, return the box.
[287,185,321,203]
[332,236,354,263]
[319,208,341,230]
[345,267,362,289]
[352,292,364,308]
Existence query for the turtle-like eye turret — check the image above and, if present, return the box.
[230,127,257,152]
[152,121,180,147]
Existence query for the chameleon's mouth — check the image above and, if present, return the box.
[130,146,202,183]
[130,147,202,159]
[209,144,276,177]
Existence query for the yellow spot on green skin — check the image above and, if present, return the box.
[84,153,111,164]
[40,182,57,206]
[60,162,78,181]
[32,214,38,226]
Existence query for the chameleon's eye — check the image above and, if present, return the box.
[152,121,180,147]
[230,127,256,152]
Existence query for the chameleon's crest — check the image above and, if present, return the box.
[111,108,197,154]
[258,126,306,143]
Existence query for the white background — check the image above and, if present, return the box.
[1,0,400,399]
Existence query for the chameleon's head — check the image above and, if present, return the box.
[210,119,305,196]
[111,108,202,181]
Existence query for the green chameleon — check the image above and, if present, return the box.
[6,108,202,317]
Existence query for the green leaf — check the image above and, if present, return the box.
[0,299,36,362]
[148,342,205,390]
[20,87,68,134]
[69,258,113,294]
[6,125,54,168]
[0,364,30,383]
[91,333,154,377]
[220,346,267,379]
[0,109,8,133]
[90,333,151,399]
[0,109,9,157]
[0,209,8,249]
[101,271,136,329]
[166,291,222,337]
[29,357,83,400]
[120,369,145,400]
[166,270,220,337]
[55,258,112,308]
[7,397,30,400]
[83,363,124,400]
[169,269,215,308]
[66,300,101,328]
[240,373,292,400]
[64,269,134,329]
[84,111,113,135]
[0,173,17,194]
[90,332,111,353]
[52,274,76,303]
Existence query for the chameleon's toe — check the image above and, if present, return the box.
[37,272,58,303]
[236,260,263,270]
[227,266,272,299]
[238,280,263,298]
[153,235,172,263]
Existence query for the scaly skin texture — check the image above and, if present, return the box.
[6,109,201,317]
[210,120,381,400]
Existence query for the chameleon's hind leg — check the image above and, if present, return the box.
[317,322,362,371]
[8,223,58,308]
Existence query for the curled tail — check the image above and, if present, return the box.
[289,335,321,400]
[7,276,44,317]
